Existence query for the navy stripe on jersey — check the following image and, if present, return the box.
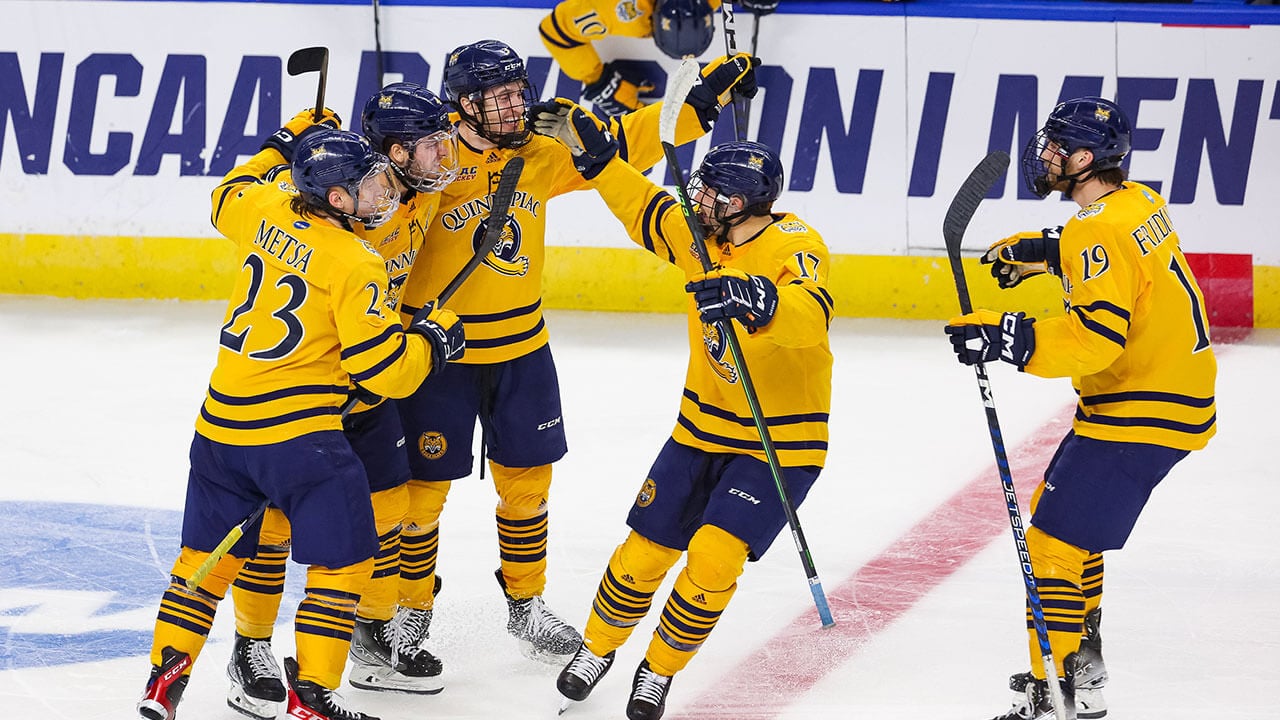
[793,281,833,324]
[459,298,541,324]
[1075,407,1217,434]
[541,13,581,48]
[200,404,339,430]
[614,120,631,164]
[466,316,546,350]
[642,194,679,262]
[1080,390,1215,408]
[208,384,347,405]
[350,336,410,385]
[342,325,403,359]
[676,414,828,453]
[1070,305,1127,348]
[683,388,829,426]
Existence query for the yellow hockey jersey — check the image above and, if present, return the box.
[539,0,722,83]
[398,100,707,365]
[586,158,833,468]
[1025,182,1217,451]
[200,149,434,445]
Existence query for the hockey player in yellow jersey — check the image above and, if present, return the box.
[394,38,759,667]
[136,126,464,720]
[944,97,1217,720]
[222,86,461,720]
[529,101,831,720]
[539,0,720,116]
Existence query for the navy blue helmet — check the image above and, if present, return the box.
[361,83,459,192]
[1022,96,1132,197]
[292,129,398,226]
[442,39,535,148]
[693,140,785,210]
[652,0,716,59]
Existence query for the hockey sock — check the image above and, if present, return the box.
[492,463,552,598]
[1082,553,1104,615]
[294,560,372,689]
[399,480,449,611]
[232,507,291,638]
[585,531,681,655]
[646,525,748,676]
[358,484,409,622]
[152,546,243,667]
[1025,525,1089,679]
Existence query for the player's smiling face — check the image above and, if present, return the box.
[476,81,528,134]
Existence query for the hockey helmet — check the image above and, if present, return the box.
[292,129,399,227]
[1021,96,1132,197]
[652,0,716,59]
[361,83,459,193]
[443,39,529,102]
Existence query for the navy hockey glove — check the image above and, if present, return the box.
[581,61,655,118]
[528,99,618,179]
[686,268,778,332]
[982,227,1062,289]
[408,301,465,374]
[261,107,342,163]
[740,0,780,15]
[685,54,760,131]
[944,310,1036,370]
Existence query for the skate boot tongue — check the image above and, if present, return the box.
[626,660,672,720]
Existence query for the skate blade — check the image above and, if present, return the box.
[519,640,575,666]
[225,693,279,720]
[558,696,574,715]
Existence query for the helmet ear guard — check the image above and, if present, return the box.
[1021,96,1132,198]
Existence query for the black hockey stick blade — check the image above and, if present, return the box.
[287,47,329,122]
[438,155,525,304]
[942,151,1009,314]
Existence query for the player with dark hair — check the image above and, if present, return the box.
[222,87,461,719]
[944,96,1217,720]
[530,100,832,720]
[539,0,720,116]
[392,39,760,668]
[135,126,464,720]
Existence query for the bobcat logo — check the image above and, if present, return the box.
[418,431,447,460]
[616,0,640,21]
[701,322,738,384]
[636,477,657,508]
[474,214,529,277]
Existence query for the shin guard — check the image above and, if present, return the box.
[585,531,681,656]
[293,560,372,689]
[232,507,291,639]
[492,463,551,598]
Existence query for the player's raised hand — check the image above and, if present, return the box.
[582,61,656,118]
[685,54,760,131]
[944,310,1036,369]
[261,107,342,162]
[408,301,465,374]
[528,99,617,179]
[686,268,778,331]
[982,226,1062,289]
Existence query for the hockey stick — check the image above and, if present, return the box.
[943,150,1068,720]
[659,60,833,628]
[372,0,386,87]
[287,47,329,122]
[185,503,266,590]
[719,2,751,141]
[339,155,527,419]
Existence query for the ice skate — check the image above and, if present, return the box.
[285,656,379,720]
[496,569,582,663]
[137,646,191,720]
[1074,609,1108,719]
[625,660,673,720]
[989,660,1077,720]
[226,633,286,720]
[556,642,615,713]
[346,613,443,694]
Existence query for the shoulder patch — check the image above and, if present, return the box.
[1076,202,1105,220]
[777,220,808,233]
[616,0,641,21]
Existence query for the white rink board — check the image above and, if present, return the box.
[1,1,1278,261]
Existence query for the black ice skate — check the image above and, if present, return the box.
[556,642,616,712]
[137,646,191,720]
[990,659,1077,720]
[496,569,582,663]
[346,612,443,694]
[1074,609,1108,719]
[626,660,673,720]
[226,633,286,720]
[284,656,379,720]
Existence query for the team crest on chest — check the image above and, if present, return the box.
[475,214,530,277]
[418,431,447,460]
[701,322,738,384]
[636,477,657,507]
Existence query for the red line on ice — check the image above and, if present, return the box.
[670,407,1074,720]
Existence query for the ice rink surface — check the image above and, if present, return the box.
[1,297,1276,719]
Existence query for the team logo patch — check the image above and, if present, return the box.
[1093,104,1111,123]
[777,220,806,233]
[419,431,447,459]
[616,0,640,21]
[701,322,738,384]
[636,477,657,507]
[1076,202,1105,220]
[475,214,530,277]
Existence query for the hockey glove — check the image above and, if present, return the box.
[982,227,1062,289]
[407,301,465,375]
[740,0,780,15]
[944,310,1036,370]
[686,268,778,332]
[581,61,655,118]
[528,99,618,180]
[261,108,342,163]
[685,54,760,131]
